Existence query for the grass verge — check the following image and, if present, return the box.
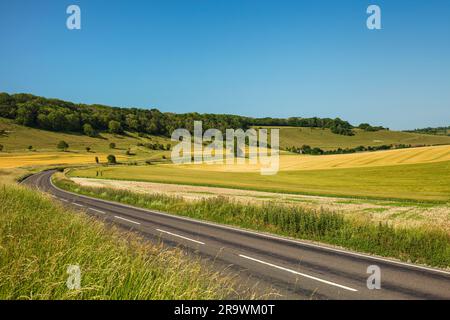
[54,176,450,269]
[0,184,242,299]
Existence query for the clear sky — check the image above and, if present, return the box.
[1,0,449,130]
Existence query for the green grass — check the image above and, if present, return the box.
[0,185,242,299]
[0,118,171,160]
[54,177,450,268]
[69,160,450,202]
[268,127,450,151]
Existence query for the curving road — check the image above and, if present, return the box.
[22,170,450,300]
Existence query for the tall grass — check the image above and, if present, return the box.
[0,185,243,299]
[55,177,450,268]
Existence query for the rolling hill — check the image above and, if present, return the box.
[270,126,450,151]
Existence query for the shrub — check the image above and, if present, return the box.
[57,141,69,151]
[107,154,117,164]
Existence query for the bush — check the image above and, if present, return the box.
[0,144,3,152]
[107,154,117,164]
[57,141,69,151]
[109,142,116,149]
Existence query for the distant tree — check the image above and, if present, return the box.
[83,123,95,137]
[358,123,370,129]
[0,144,3,152]
[27,145,33,151]
[166,143,171,151]
[85,146,91,152]
[108,120,122,134]
[107,154,117,164]
[57,140,69,151]
[95,156,99,164]
[109,142,116,149]
[16,103,39,126]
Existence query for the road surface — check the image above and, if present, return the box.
[22,170,450,300]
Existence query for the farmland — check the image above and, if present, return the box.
[68,146,450,202]
[273,126,450,151]
[0,118,171,168]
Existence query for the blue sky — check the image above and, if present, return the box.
[1,0,449,130]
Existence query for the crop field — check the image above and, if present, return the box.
[69,151,450,202]
[200,145,450,172]
[270,127,450,150]
[0,152,130,169]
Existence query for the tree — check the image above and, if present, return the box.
[109,142,116,149]
[57,140,69,151]
[28,145,33,151]
[107,154,116,164]
[95,156,99,164]
[83,123,95,137]
[85,146,91,152]
[16,103,39,127]
[0,144,3,152]
[108,120,122,134]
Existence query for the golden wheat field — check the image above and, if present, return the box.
[0,152,126,169]
[181,144,450,172]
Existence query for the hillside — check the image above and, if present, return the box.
[272,126,450,151]
[0,118,171,168]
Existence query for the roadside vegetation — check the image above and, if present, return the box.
[0,185,244,299]
[54,176,450,268]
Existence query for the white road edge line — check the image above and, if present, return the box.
[73,203,84,207]
[114,215,141,225]
[156,229,205,245]
[239,254,358,292]
[49,176,450,276]
[89,208,106,214]
[60,198,68,202]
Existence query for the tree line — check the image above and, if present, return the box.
[286,144,411,155]
[0,92,384,137]
[405,126,450,136]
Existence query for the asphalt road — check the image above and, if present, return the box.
[22,170,450,300]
